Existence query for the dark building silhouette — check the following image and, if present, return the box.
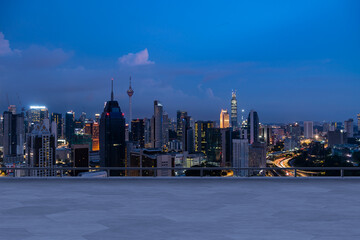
[131,119,145,148]
[99,79,126,175]
[72,144,89,176]
[2,111,25,163]
[247,110,259,144]
[65,111,75,144]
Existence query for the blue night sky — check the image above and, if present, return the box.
[0,0,359,123]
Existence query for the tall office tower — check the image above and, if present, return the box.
[260,125,273,145]
[186,128,195,153]
[26,106,48,131]
[231,90,238,128]
[151,100,163,148]
[220,109,230,128]
[162,113,170,146]
[95,113,100,123]
[328,130,346,147]
[179,115,192,152]
[357,113,360,134]
[206,128,222,165]
[84,120,99,151]
[92,122,99,151]
[176,111,187,141]
[2,111,25,162]
[247,110,259,144]
[27,124,56,177]
[344,119,354,138]
[72,144,89,176]
[144,118,151,147]
[232,138,249,176]
[65,111,75,144]
[195,121,215,154]
[127,76,134,131]
[304,121,314,139]
[100,79,126,173]
[51,113,63,138]
[131,119,145,148]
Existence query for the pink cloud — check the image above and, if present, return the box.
[118,48,154,66]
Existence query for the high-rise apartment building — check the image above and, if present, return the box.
[232,138,249,176]
[231,90,238,128]
[220,109,230,128]
[27,123,56,176]
[99,79,126,173]
[304,121,314,139]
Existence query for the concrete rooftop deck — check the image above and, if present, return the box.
[0,178,360,240]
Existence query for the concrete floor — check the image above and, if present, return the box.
[0,178,360,240]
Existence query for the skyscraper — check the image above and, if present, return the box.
[65,111,75,144]
[2,111,25,163]
[220,109,230,128]
[26,106,48,132]
[357,113,360,134]
[127,76,134,131]
[27,123,56,177]
[51,113,63,138]
[131,119,145,148]
[344,119,354,138]
[99,79,126,173]
[232,138,249,176]
[304,121,314,139]
[195,121,214,154]
[247,110,259,144]
[151,100,163,148]
[176,111,187,140]
[231,90,238,128]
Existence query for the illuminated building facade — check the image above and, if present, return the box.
[195,121,214,154]
[220,109,230,128]
[51,113,63,138]
[26,106,48,132]
[27,124,56,176]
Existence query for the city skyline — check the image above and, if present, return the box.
[1,1,359,122]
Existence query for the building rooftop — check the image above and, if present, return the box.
[0,178,359,239]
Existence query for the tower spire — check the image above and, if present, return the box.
[111,78,114,101]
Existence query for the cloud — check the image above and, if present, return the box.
[0,32,19,56]
[118,48,154,66]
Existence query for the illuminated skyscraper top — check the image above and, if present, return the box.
[231,90,238,128]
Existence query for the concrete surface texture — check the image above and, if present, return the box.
[0,178,359,240]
